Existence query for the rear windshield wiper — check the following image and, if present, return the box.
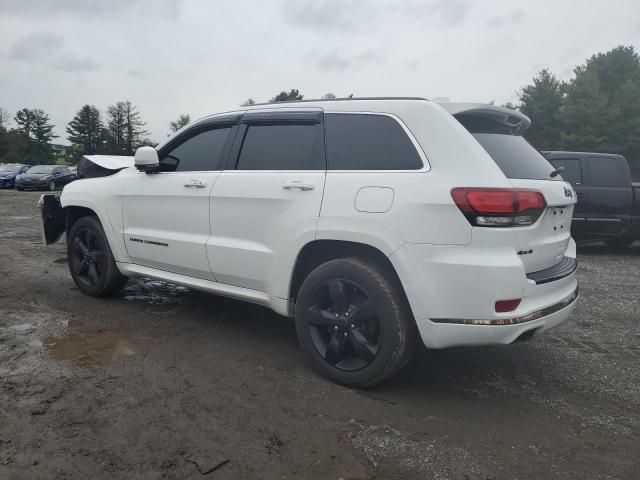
[550,166,564,178]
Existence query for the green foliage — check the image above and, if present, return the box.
[169,114,191,135]
[270,89,303,103]
[66,105,105,161]
[105,101,149,156]
[519,69,565,150]
[519,45,640,180]
[3,107,57,164]
[241,98,256,107]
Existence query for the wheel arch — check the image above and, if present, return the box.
[65,205,99,236]
[289,240,410,310]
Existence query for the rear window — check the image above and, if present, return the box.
[586,157,623,187]
[456,113,556,180]
[325,113,423,170]
[472,134,556,180]
[549,158,583,185]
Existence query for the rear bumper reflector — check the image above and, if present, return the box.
[431,287,579,326]
[526,256,577,285]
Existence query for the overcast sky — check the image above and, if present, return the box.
[1,0,639,142]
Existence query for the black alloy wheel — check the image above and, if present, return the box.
[307,278,381,371]
[48,181,57,191]
[67,216,127,297]
[295,257,417,387]
[69,227,104,288]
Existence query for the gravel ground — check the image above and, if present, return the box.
[1,189,639,480]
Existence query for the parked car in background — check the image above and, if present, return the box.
[0,164,30,189]
[544,152,640,247]
[16,165,76,191]
[39,98,579,386]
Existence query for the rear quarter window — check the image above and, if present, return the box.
[325,113,423,170]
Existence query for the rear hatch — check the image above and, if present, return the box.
[447,104,576,273]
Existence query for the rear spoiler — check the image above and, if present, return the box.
[437,102,531,134]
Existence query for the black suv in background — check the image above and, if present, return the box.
[16,165,76,191]
[544,151,640,247]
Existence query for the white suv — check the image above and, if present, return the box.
[40,98,579,386]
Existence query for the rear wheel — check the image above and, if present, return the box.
[67,216,127,297]
[16,187,24,191]
[48,181,57,191]
[295,258,417,387]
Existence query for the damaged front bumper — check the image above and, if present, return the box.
[38,194,65,245]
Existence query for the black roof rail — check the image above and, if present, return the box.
[246,96,430,107]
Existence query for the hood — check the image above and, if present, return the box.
[19,173,51,180]
[82,155,134,170]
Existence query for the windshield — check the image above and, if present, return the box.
[0,164,21,172]
[472,134,559,181]
[26,166,54,174]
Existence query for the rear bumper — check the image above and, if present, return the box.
[389,240,579,349]
[415,286,578,348]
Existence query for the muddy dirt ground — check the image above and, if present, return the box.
[0,189,639,479]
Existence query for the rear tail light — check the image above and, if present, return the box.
[451,188,546,227]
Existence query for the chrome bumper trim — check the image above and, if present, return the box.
[431,287,579,326]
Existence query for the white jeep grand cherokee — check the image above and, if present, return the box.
[40,98,579,386]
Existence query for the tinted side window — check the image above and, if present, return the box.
[550,158,583,185]
[163,127,231,172]
[587,157,622,187]
[236,124,323,170]
[325,114,422,170]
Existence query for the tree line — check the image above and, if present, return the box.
[0,101,152,165]
[516,45,640,179]
[1,45,637,177]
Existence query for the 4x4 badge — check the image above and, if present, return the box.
[564,187,573,198]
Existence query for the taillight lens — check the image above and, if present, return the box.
[451,188,546,227]
[495,299,521,313]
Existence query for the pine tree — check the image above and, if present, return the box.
[169,114,191,135]
[30,109,57,164]
[270,89,303,103]
[14,108,35,137]
[518,69,565,150]
[66,105,105,159]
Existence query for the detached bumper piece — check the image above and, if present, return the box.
[38,194,65,245]
[526,256,577,285]
[431,287,579,326]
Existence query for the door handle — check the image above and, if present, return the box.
[184,180,207,189]
[283,181,315,191]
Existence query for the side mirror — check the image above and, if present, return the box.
[135,146,159,173]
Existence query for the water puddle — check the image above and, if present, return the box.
[45,333,136,367]
[121,277,190,305]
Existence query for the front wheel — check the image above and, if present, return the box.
[16,187,24,191]
[295,258,417,387]
[67,216,128,297]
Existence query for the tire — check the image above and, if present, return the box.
[16,187,24,191]
[48,181,57,191]
[295,257,417,387]
[67,216,128,297]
